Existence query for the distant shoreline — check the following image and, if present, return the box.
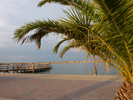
[0,60,103,65]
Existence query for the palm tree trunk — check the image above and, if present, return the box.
[114,79,133,100]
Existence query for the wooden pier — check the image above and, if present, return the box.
[0,61,102,74]
[0,64,52,73]
[0,60,103,65]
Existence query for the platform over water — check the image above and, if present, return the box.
[0,64,52,73]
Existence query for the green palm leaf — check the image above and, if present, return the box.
[53,38,70,54]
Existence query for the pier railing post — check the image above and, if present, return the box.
[7,66,10,73]
[33,65,35,69]
[17,66,19,73]
[7,66,9,70]
[20,66,21,73]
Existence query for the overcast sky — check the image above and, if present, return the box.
[0,0,91,63]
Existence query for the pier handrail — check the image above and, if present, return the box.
[0,64,52,72]
[0,60,103,65]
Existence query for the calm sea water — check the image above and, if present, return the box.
[35,63,118,75]
[0,63,118,75]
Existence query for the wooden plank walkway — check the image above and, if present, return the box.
[0,64,52,73]
[0,60,103,65]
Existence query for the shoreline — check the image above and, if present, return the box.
[0,73,123,82]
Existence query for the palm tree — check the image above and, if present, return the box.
[13,0,133,99]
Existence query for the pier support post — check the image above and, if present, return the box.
[12,66,14,73]
[8,70,10,73]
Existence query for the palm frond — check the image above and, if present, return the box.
[38,0,70,7]
[53,38,70,54]
[21,28,47,49]
[59,40,82,58]
[38,0,90,9]
[13,19,69,45]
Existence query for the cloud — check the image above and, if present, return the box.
[0,19,5,26]
[0,43,7,48]
[0,25,17,46]
[19,55,23,58]
[0,0,88,63]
